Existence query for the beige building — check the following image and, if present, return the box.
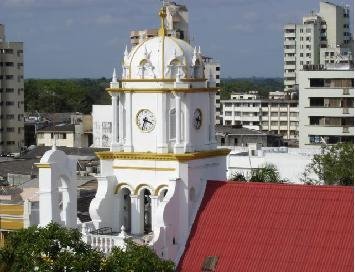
[283,1,353,91]
[0,24,24,153]
[298,64,354,147]
[221,92,299,140]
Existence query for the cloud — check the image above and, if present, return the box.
[1,0,100,8]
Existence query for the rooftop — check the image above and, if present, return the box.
[178,181,353,272]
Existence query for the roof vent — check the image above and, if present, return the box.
[201,256,218,271]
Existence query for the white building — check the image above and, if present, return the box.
[0,24,24,153]
[92,105,113,148]
[283,1,353,91]
[226,145,321,183]
[298,64,354,147]
[37,6,229,264]
[221,93,299,140]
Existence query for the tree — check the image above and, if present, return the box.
[102,240,175,272]
[306,142,354,186]
[230,171,247,182]
[0,223,175,272]
[249,163,284,183]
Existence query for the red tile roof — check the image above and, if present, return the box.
[178,181,354,272]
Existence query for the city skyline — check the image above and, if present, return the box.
[0,0,353,79]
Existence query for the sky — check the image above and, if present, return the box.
[0,0,353,79]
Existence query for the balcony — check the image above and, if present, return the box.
[284,72,296,78]
[305,107,354,116]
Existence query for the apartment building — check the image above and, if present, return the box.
[283,1,353,91]
[298,64,354,147]
[0,24,24,154]
[130,1,189,46]
[221,93,299,140]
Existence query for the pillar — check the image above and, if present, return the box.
[150,196,160,231]
[118,93,124,147]
[130,195,144,235]
[210,92,217,147]
[124,92,133,152]
[157,93,169,153]
[184,94,191,152]
[111,93,120,151]
[174,92,184,153]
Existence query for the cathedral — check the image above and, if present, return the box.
[37,4,229,264]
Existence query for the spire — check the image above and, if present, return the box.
[124,45,128,60]
[192,46,198,65]
[112,68,117,83]
[158,6,167,37]
[198,46,202,55]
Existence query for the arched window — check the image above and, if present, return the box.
[193,60,202,78]
[169,59,180,79]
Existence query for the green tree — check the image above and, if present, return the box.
[0,223,175,272]
[230,171,247,182]
[249,163,284,183]
[306,142,354,186]
[102,240,175,272]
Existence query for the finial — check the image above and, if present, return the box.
[158,6,167,37]
[112,68,117,83]
[119,225,127,238]
[52,134,57,151]
[124,45,128,58]
[193,46,197,54]
[198,46,201,55]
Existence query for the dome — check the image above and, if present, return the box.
[122,36,204,80]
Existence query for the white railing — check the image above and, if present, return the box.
[81,224,128,254]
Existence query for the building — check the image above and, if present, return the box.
[226,145,321,183]
[298,64,354,147]
[128,1,221,125]
[130,1,189,46]
[92,105,113,148]
[0,24,24,154]
[221,92,299,140]
[283,1,353,91]
[216,125,284,147]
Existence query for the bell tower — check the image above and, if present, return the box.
[90,6,229,264]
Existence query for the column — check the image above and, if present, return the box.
[130,195,144,235]
[174,92,184,153]
[124,92,133,152]
[210,92,217,147]
[157,93,168,153]
[184,94,191,152]
[111,94,119,151]
[118,93,124,147]
[150,196,160,232]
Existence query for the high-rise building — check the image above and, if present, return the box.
[283,1,353,91]
[298,63,354,147]
[128,1,222,125]
[0,24,24,153]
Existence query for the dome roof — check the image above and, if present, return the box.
[122,36,204,80]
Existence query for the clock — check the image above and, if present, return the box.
[136,109,156,132]
[193,108,202,129]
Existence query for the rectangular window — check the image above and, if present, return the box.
[7,127,15,132]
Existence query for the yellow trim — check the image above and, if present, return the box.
[114,183,134,194]
[154,185,169,196]
[0,219,24,230]
[113,166,175,172]
[0,204,24,216]
[134,184,154,195]
[107,87,219,94]
[96,148,231,161]
[34,163,51,169]
[158,7,167,37]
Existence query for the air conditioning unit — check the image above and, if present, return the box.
[343,88,350,95]
[343,127,350,133]
[343,108,350,114]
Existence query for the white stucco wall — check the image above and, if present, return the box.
[92,105,113,148]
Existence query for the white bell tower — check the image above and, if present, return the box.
[89,6,229,264]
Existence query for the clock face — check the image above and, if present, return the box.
[136,109,156,132]
[193,108,202,129]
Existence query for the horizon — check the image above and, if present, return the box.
[1,0,353,79]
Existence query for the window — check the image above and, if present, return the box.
[271,112,278,117]
[6,141,15,145]
[280,112,287,117]
[6,114,14,120]
[7,127,15,132]
[5,62,14,67]
[216,75,220,79]
[300,53,303,57]
[280,121,287,126]
[300,37,304,41]
[221,137,225,145]
[271,121,278,126]
[225,111,232,116]
[6,88,14,93]
[6,75,14,79]
[306,28,312,33]
[6,101,14,106]
[300,61,303,65]
[216,67,220,71]
[300,29,303,33]
[5,49,14,54]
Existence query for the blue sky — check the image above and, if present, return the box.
[0,0,353,78]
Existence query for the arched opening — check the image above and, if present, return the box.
[121,188,132,232]
[158,189,168,202]
[142,189,152,234]
[58,176,70,225]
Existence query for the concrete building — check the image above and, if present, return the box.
[221,93,299,141]
[0,24,24,153]
[298,64,354,147]
[283,1,353,91]
[92,105,113,148]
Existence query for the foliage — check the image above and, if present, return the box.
[0,223,175,272]
[102,240,175,272]
[220,78,283,100]
[25,78,111,114]
[230,164,285,183]
[305,142,354,186]
[249,163,284,183]
[230,171,247,181]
